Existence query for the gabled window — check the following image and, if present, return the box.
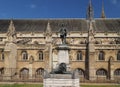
[77,51,82,60]
[22,51,28,61]
[99,51,105,60]
[38,51,43,61]
[117,51,120,60]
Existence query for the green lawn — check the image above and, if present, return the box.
[0,84,119,87]
[0,84,42,87]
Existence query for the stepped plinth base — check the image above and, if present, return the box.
[44,74,80,87]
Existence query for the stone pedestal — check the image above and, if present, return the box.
[4,42,17,80]
[44,44,80,87]
[44,74,80,87]
[44,79,80,87]
[57,45,70,71]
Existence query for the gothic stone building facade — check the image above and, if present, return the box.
[0,1,120,82]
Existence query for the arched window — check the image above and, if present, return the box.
[77,51,82,60]
[1,51,4,60]
[114,69,120,76]
[96,69,107,76]
[117,51,120,60]
[22,51,28,61]
[38,51,43,61]
[99,51,105,60]
[20,68,29,79]
[0,68,4,75]
[77,68,84,76]
[36,68,44,76]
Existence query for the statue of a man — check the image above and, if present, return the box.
[59,24,67,44]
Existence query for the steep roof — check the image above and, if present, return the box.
[95,19,120,32]
[0,19,119,33]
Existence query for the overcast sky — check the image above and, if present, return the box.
[0,0,119,19]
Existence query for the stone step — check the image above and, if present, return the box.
[44,79,80,87]
[50,74,72,79]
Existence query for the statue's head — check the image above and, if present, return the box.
[61,23,65,27]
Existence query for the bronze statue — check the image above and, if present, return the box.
[50,63,70,74]
[59,24,67,44]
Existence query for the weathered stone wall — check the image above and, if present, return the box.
[0,31,119,80]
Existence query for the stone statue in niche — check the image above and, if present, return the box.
[59,23,67,44]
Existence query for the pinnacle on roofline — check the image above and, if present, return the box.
[89,0,92,6]
[46,21,52,35]
[101,0,106,19]
[8,20,16,33]
[7,19,16,42]
[87,0,94,21]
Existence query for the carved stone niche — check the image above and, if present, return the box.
[80,41,84,44]
[80,39,87,44]
[74,39,80,44]
[34,41,39,45]
[29,56,34,64]
[53,50,58,55]
[66,38,71,44]
[109,41,114,44]
[95,40,101,44]
[31,32,34,36]
[102,38,109,44]
[104,32,108,35]
[70,38,74,44]
[0,38,3,42]
[68,32,71,36]
[117,32,120,35]
[19,32,22,36]
[80,32,83,35]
